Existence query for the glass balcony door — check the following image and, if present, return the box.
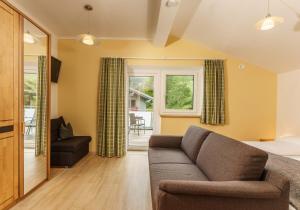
[127,71,160,150]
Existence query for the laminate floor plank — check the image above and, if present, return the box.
[12,152,152,210]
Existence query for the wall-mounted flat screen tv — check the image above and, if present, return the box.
[51,56,61,83]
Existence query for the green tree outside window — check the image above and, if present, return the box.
[166,75,194,110]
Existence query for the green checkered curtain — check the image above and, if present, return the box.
[96,58,126,157]
[35,56,48,156]
[201,60,225,125]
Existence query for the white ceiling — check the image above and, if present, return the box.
[183,0,300,72]
[8,0,300,72]
[24,18,46,37]
[9,0,160,38]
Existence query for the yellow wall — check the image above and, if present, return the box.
[24,37,47,63]
[57,39,277,152]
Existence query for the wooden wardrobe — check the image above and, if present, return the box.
[0,1,51,209]
[0,1,20,209]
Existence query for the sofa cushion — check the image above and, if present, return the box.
[51,116,66,142]
[148,148,193,165]
[196,133,268,181]
[181,126,211,162]
[51,136,91,152]
[149,163,208,210]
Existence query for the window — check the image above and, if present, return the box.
[127,67,204,118]
[165,75,194,110]
[161,69,203,116]
[130,99,136,109]
[24,73,37,107]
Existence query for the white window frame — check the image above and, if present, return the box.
[125,65,204,138]
[161,68,204,116]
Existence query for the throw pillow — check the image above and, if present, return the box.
[59,123,74,140]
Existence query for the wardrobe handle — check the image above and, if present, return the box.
[0,125,14,133]
[21,122,25,135]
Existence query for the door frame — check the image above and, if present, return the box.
[125,65,161,150]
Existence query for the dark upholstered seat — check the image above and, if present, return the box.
[51,117,91,167]
[51,136,91,152]
[148,148,193,165]
[150,164,208,181]
[148,126,290,210]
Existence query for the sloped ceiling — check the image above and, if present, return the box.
[8,0,300,72]
[181,0,300,72]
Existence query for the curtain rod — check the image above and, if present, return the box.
[106,57,226,61]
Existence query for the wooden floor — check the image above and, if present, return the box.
[12,152,152,210]
[128,130,152,148]
[24,149,47,194]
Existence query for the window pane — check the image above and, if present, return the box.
[24,73,37,107]
[129,76,154,111]
[166,75,194,110]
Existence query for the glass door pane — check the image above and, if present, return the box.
[128,76,154,149]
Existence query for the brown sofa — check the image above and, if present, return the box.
[148,126,290,210]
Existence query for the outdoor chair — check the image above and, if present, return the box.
[129,113,145,136]
[25,111,36,135]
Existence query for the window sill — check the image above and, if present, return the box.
[160,114,201,118]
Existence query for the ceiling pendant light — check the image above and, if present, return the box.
[24,31,36,44]
[256,0,284,31]
[80,5,96,46]
[166,0,179,7]
[80,34,95,46]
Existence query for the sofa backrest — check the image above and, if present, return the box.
[196,133,268,181]
[50,116,65,142]
[181,126,211,162]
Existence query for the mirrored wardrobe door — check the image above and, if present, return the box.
[22,17,49,195]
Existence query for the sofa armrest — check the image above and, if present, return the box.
[263,169,290,193]
[159,180,281,199]
[149,135,183,148]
